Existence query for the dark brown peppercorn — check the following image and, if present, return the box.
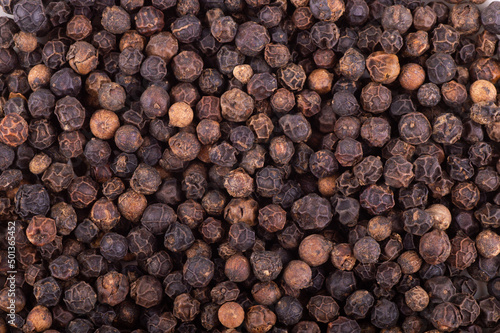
[353,236,380,264]
[130,275,163,308]
[183,256,214,288]
[426,52,457,84]
[419,229,451,265]
[430,302,462,331]
[245,305,277,333]
[64,282,97,315]
[135,6,164,36]
[359,184,395,215]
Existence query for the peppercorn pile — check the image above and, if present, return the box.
[0,0,500,331]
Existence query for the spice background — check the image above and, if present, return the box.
[0,0,500,332]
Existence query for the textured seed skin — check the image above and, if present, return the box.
[2,0,500,331]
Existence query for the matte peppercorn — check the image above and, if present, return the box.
[1,0,499,331]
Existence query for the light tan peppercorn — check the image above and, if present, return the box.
[233,65,254,84]
[476,229,500,258]
[318,175,337,197]
[367,216,392,241]
[283,260,312,289]
[366,51,400,84]
[13,31,38,53]
[218,302,245,328]
[28,64,52,91]
[308,69,334,94]
[29,153,52,175]
[90,110,120,140]
[399,63,426,91]
[169,102,194,128]
[425,204,452,230]
[470,79,497,103]
[23,305,52,333]
[405,286,429,312]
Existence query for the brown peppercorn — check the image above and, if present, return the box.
[98,82,126,111]
[405,286,429,312]
[308,68,334,94]
[218,302,245,329]
[196,119,220,145]
[90,197,120,232]
[23,305,52,333]
[28,64,51,91]
[13,31,37,53]
[419,229,451,265]
[263,43,290,69]
[115,125,144,153]
[318,175,338,197]
[298,234,332,267]
[130,275,163,308]
[89,110,120,140]
[173,293,200,322]
[397,251,422,274]
[277,63,307,91]
[425,204,451,230]
[169,102,194,128]
[361,82,392,114]
[430,302,462,332]
[450,3,480,35]
[96,271,129,306]
[476,229,500,258]
[245,305,277,333]
[26,215,57,247]
[367,216,392,241]
[441,80,467,107]
[451,182,480,211]
[66,15,92,41]
[66,41,98,75]
[118,189,147,222]
[224,198,258,226]
[233,64,254,84]
[252,281,282,306]
[135,6,165,36]
[470,79,497,103]
[330,243,356,271]
[432,112,463,144]
[399,63,425,91]
[223,168,254,198]
[171,51,204,83]
[221,88,254,122]
[366,51,400,84]
[29,152,51,175]
[0,113,28,147]
[225,254,251,282]
[145,32,178,62]
[447,233,477,270]
[102,6,131,34]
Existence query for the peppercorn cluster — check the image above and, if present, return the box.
[0,0,499,332]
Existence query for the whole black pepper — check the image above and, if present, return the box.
[0,0,499,331]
